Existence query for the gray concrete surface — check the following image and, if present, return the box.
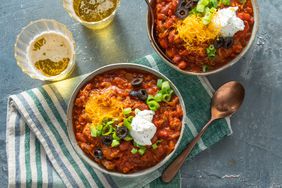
[1,0,281,187]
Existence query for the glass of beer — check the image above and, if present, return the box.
[63,0,120,30]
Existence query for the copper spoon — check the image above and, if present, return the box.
[162,81,245,183]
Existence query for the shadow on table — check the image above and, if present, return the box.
[80,14,131,65]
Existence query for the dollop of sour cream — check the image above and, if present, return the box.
[130,110,156,146]
[213,7,245,37]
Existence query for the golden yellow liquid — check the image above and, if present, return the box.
[28,32,73,77]
[34,58,70,77]
[73,0,118,22]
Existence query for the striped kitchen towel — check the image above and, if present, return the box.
[6,54,232,188]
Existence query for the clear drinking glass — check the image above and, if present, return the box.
[63,0,120,30]
[14,19,76,81]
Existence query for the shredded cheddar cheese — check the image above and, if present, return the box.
[176,14,221,54]
[85,89,124,126]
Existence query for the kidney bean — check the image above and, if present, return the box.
[158,30,169,39]
[159,39,168,49]
[165,18,174,28]
[178,61,188,69]
[76,133,87,143]
[168,31,175,43]
[158,129,169,138]
[157,13,166,21]
[160,4,170,14]
[233,44,243,54]
[172,55,181,63]
[179,49,189,56]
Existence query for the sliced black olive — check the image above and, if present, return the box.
[137,89,148,101]
[184,1,194,9]
[94,149,103,159]
[102,135,113,146]
[179,0,187,7]
[223,37,234,49]
[214,37,225,49]
[175,8,189,19]
[131,78,143,87]
[129,90,139,97]
[116,126,128,139]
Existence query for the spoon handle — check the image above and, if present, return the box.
[161,118,215,183]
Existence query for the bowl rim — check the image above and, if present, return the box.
[66,63,186,177]
[146,0,260,76]
[62,0,120,26]
[14,19,76,81]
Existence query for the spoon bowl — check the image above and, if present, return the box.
[162,81,245,183]
[211,81,245,120]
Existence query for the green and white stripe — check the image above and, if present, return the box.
[6,54,232,188]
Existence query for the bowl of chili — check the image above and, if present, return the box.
[147,0,259,75]
[67,63,186,177]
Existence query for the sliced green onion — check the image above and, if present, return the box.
[196,4,205,12]
[210,0,218,7]
[152,140,162,150]
[202,65,209,72]
[127,116,134,123]
[202,10,213,25]
[199,0,210,6]
[210,7,217,14]
[111,140,120,147]
[206,44,216,58]
[154,92,163,102]
[123,118,132,130]
[123,108,132,115]
[162,94,172,102]
[124,135,133,141]
[147,101,160,111]
[134,108,141,114]
[133,141,143,148]
[106,120,114,125]
[146,95,155,103]
[157,79,163,88]
[156,139,163,144]
[161,81,170,93]
[152,143,158,150]
[90,127,100,137]
[102,124,113,136]
[131,148,138,154]
[112,132,121,141]
[138,147,146,155]
[97,124,103,131]
[221,0,230,5]
[102,117,112,125]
